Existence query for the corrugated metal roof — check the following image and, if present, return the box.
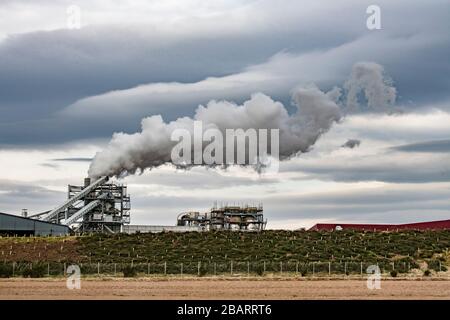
[0,211,69,227]
[0,211,72,236]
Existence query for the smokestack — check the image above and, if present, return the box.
[84,177,91,187]
[22,209,28,218]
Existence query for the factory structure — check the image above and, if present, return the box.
[25,176,130,234]
[0,177,266,236]
[1,174,450,235]
[176,204,266,231]
[2,175,450,236]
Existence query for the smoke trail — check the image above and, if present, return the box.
[88,62,396,178]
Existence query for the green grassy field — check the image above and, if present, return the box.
[1,230,449,276]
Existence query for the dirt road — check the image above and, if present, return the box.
[1,278,450,299]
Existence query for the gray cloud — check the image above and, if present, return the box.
[126,167,279,190]
[128,183,450,227]
[284,152,450,184]
[0,180,64,214]
[0,1,448,145]
[341,139,361,149]
[51,157,93,162]
[390,139,450,153]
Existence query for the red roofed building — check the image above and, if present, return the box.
[308,219,450,231]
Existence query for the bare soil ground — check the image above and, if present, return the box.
[1,278,449,300]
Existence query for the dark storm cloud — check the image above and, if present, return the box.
[0,25,349,124]
[0,27,349,145]
[390,140,450,153]
[0,1,448,146]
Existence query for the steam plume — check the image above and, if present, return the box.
[88,62,396,178]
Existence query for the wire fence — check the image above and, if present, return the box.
[0,260,436,277]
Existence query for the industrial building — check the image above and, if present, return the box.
[0,176,267,235]
[123,205,267,234]
[177,204,267,231]
[0,211,71,236]
[31,176,130,234]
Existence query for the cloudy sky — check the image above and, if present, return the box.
[0,0,449,229]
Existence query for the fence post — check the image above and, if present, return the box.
[392,262,395,270]
[280,261,283,274]
[328,262,331,276]
[360,262,363,276]
[312,262,315,276]
[147,263,150,275]
[197,261,200,276]
[230,261,233,275]
[247,261,250,276]
[439,261,442,272]
[344,262,347,275]
[97,262,100,275]
[263,261,266,273]
[64,263,66,276]
[296,261,299,274]
[12,262,15,277]
[181,263,183,276]
[164,261,167,275]
[114,263,117,276]
[214,262,216,276]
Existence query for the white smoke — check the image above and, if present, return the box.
[88,62,396,178]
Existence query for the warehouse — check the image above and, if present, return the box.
[0,212,71,236]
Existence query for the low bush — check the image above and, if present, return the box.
[122,265,137,277]
[254,264,265,276]
[22,264,46,278]
[390,270,398,277]
[423,269,431,277]
[0,264,13,278]
[198,264,208,277]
